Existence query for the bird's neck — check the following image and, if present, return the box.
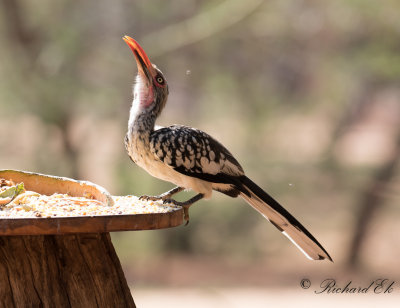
[127,100,158,139]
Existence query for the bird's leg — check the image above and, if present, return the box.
[139,186,184,202]
[163,193,204,225]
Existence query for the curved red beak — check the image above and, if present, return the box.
[123,36,154,79]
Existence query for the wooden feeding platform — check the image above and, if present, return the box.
[0,169,184,307]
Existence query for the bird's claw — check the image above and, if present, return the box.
[162,198,172,205]
[183,206,190,226]
[139,195,153,201]
[160,199,191,226]
[141,193,201,227]
[139,195,165,202]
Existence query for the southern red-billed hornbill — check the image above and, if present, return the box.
[123,36,332,261]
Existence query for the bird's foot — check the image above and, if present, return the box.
[183,205,191,226]
[139,195,166,202]
[162,193,204,226]
[160,198,192,225]
[139,195,191,224]
[139,187,184,203]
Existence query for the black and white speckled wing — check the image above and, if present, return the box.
[148,126,332,261]
[149,125,244,183]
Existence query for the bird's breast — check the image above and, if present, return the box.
[125,131,213,197]
[126,131,179,181]
[126,131,152,167]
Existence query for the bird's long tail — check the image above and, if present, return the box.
[239,176,332,261]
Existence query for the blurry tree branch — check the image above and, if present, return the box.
[330,81,377,144]
[1,0,42,61]
[324,78,400,268]
[321,68,400,268]
[141,0,264,58]
[347,115,400,269]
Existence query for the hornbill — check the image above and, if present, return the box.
[122,36,332,261]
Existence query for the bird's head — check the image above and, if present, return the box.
[123,36,168,114]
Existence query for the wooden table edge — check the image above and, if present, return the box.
[0,208,184,236]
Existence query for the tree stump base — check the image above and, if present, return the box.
[0,233,135,308]
[0,170,184,307]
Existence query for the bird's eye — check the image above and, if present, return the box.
[156,76,164,84]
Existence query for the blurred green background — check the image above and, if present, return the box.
[1,0,399,294]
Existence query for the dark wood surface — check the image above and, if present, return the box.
[0,233,136,308]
